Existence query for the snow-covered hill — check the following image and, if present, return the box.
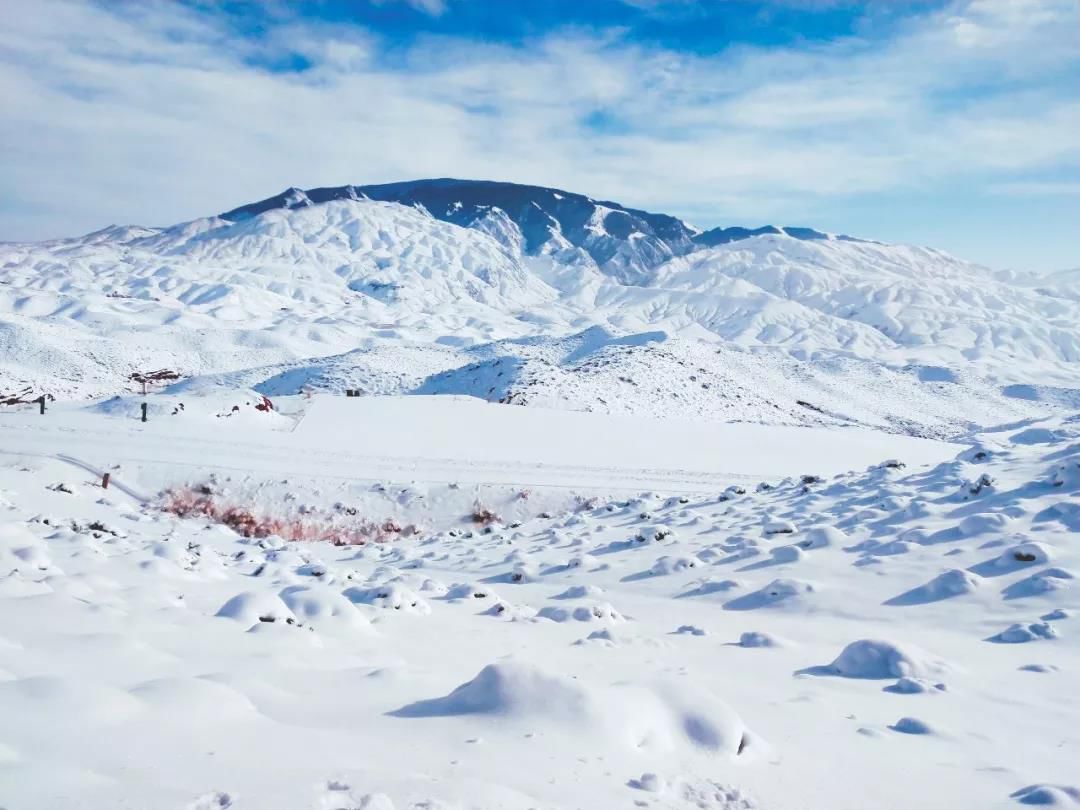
[222,179,851,286]
[2,181,1079,437]
[222,179,703,286]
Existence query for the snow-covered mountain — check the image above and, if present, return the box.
[221,179,838,286]
[2,181,1079,436]
[4,184,1080,809]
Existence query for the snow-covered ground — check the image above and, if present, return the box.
[2,186,1079,808]
[1,396,1078,809]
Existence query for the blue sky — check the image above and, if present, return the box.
[2,0,1077,270]
[201,0,943,55]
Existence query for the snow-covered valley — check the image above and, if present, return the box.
[2,180,1079,809]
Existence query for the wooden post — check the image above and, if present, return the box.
[140,402,148,423]
[101,472,110,490]
[37,395,45,415]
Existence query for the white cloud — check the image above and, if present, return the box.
[0,0,1077,241]
[991,181,1080,196]
[370,0,448,15]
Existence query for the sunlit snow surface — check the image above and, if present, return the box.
[2,197,1079,437]
[0,397,1078,809]
[2,193,1080,808]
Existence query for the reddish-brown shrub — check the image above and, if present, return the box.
[160,483,410,545]
[470,501,500,526]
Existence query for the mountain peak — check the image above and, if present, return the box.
[220,178,845,284]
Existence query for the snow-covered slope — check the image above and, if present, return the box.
[6,199,554,320]
[221,179,704,285]
[0,198,556,398]
[2,184,1079,437]
[221,179,857,286]
[653,237,1080,367]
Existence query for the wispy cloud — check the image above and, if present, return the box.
[371,0,449,16]
[0,0,1077,268]
[992,181,1080,196]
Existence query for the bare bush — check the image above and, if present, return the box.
[470,501,500,526]
[161,484,410,545]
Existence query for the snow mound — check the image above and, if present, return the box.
[278,586,371,630]
[995,542,1053,569]
[959,512,1013,536]
[1011,784,1080,806]
[989,622,1059,644]
[1051,457,1080,490]
[390,660,593,720]
[636,525,677,543]
[215,591,298,627]
[822,639,944,679]
[1003,568,1075,600]
[343,583,430,614]
[762,519,796,537]
[391,660,755,758]
[795,525,846,550]
[725,578,815,610]
[648,555,699,576]
[885,569,982,606]
[0,675,143,727]
[737,631,784,648]
[1011,427,1065,445]
[884,677,946,695]
[890,716,935,735]
[129,677,257,721]
[554,584,605,600]
[537,603,624,623]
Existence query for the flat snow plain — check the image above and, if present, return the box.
[0,394,958,494]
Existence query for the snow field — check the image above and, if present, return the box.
[1,404,1078,808]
